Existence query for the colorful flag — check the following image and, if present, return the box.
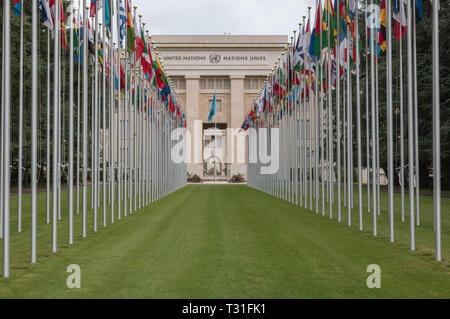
[208,92,216,122]
[378,0,387,52]
[39,0,54,31]
[393,0,407,40]
[105,0,111,28]
[13,0,21,17]
[126,0,136,54]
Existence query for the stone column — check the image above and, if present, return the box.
[185,75,202,176]
[230,74,246,177]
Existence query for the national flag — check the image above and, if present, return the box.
[105,0,111,28]
[379,0,387,52]
[310,2,323,57]
[323,0,337,49]
[394,0,407,40]
[135,23,145,61]
[126,0,136,54]
[208,92,216,122]
[13,0,21,17]
[141,29,152,79]
[119,0,127,47]
[415,0,423,22]
[73,21,80,61]
[38,0,54,31]
[347,0,356,21]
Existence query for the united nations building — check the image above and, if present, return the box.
[152,35,288,180]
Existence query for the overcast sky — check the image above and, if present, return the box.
[131,0,316,36]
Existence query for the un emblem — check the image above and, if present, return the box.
[209,53,221,64]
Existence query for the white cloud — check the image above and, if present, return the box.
[130,0,316,36]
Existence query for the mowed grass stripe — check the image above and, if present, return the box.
[0,185,449,298]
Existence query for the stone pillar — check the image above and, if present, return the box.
[185,75,202,176]
[230,74,246,177]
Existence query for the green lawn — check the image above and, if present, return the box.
[0,184,449,298]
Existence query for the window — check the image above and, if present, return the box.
[210,99,222,112]
[200,79,206,89]
[216,79,222,89]
[244,79,251,90]
[252,79,259,90]
[172,79,178,89]
[224,79,230,89]
[208,79,214,90]
[179,79,186,90]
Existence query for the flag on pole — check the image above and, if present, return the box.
[141,29,152,79]
[310,2,323,58]
[126,0,136,54]
[378,0,387,52]
[39,0,54,31]
[415,0,423,22]
[394,0,407,40]
[13,0,21,17]
[208,92,216,122]
[105,0,111,28]
[119,0,127,47]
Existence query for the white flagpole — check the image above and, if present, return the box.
[102,7,107,227]
[47,30,51,224]
[2,0,11,278]
[69,1,75,244]
[387,0,394,242]
[412,6,420,226]
[0,0,5,241]
[53,0,61,251]
[432,0,441,262]
[18,0,24,233]
[406,0,415,250]
[346,15,352,226]
[77,7,81,216]
[370,0,377,236]
[100,18,108,227]
[336,4,341,222]
[355,3,363,231]
[94,13,99,231]
[399,1,405,222]
[82,1,89,238]
[31,0,39,263]
[365,0,371,214]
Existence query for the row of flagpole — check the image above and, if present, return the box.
[245,0,442,261]
[1,0,187,278]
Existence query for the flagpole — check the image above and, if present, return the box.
[77,7,81,216]
[94,12,99,231]
[0,0,5,241]
[354,1,362,231]
[2,0,11,278]
[406,0,415,250]
[346,6,352,226]
[52,0,61,251]
[370,0,377,236]
[110,39,115,224]
[386,0,394,242]
[118,0,123,220]
[432,0,441,262]
[412,5,420,226]
[336,3,341,222]
[102,5,107,227]
[18,0,24,233]
[327,1,333,219]
[82,1,89,238]
[399,0,405,222]
[46,30,51,224]
[69,0,75,244]
[365,0,370,214]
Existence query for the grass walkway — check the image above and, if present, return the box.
[0,185,449,298]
